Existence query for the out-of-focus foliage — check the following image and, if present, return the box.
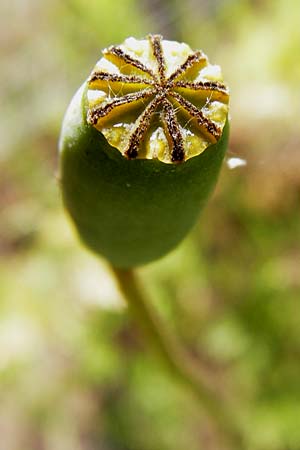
[1,0,300,449]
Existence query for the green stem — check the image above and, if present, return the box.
[111,266,244,449]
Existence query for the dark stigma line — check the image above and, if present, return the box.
[149,34,166,83]
[104,46,157,81]
[170,91,221,142]
[162,98,185,162]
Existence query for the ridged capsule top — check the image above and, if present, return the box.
[87,35,229,164]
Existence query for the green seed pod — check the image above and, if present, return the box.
[59,35,229,268]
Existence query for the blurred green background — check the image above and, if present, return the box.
[1,0,300,449]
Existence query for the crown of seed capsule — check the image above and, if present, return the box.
[87,35,229,164]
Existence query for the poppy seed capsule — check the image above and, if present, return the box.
[59,35,229,268]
